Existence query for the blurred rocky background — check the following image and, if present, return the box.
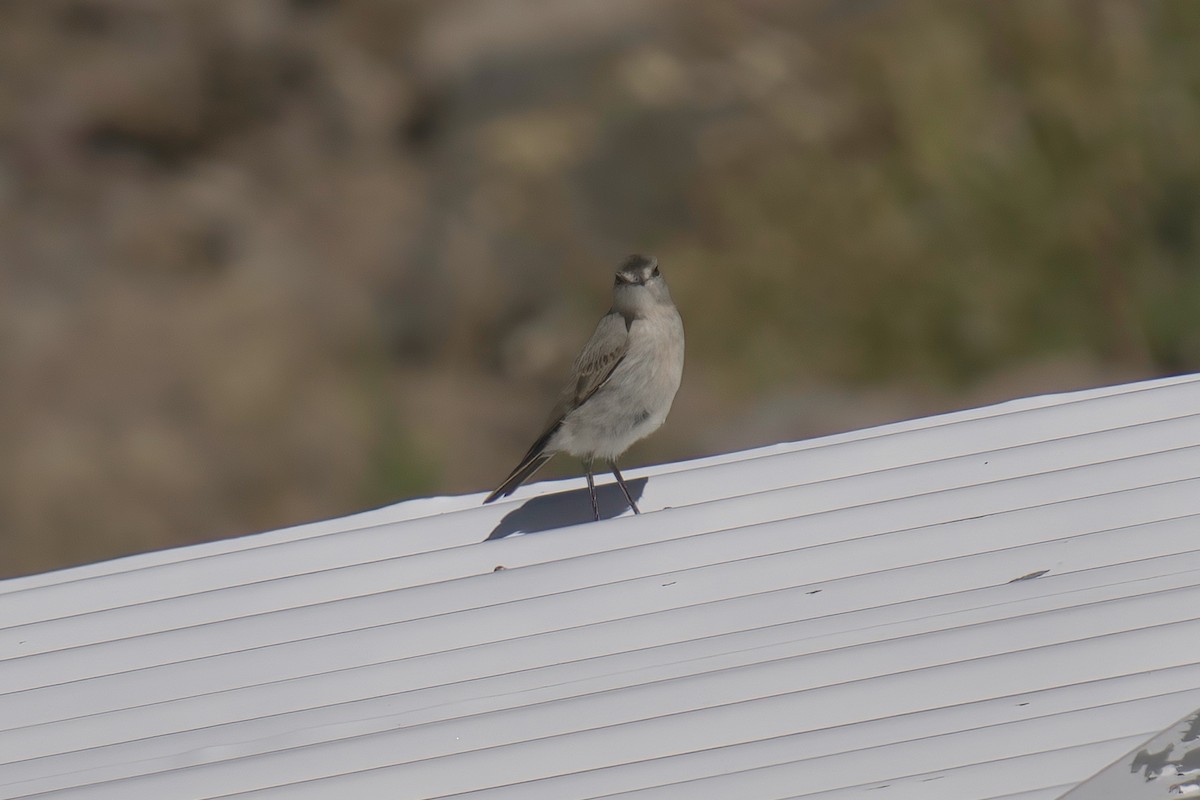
[3,0,1199,577]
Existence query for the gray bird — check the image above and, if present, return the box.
[484,254,684,519]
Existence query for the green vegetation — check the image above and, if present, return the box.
[676,2,1200,390]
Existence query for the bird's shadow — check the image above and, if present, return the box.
[485,478,648,541]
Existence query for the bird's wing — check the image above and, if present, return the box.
[565,310,631,410]
[483,312,630,503]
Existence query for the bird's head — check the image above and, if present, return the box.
[613,254,671,316]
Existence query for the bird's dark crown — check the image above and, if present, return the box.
[615,254,660,286]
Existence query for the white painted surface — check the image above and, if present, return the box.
[2,373,1200,799]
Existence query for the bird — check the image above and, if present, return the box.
[484,254,685,520]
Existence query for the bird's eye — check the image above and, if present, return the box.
[615,274,629,285]
[651,266,660,278]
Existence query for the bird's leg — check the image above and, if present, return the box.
[609,460,641,515]
[584,457,600,521]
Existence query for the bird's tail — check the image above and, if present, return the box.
[483,453,554,504]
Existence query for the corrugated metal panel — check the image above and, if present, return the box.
[1060,707,1200,799]
[2,374,1199,799]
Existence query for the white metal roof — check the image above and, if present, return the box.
[3,373,1200,799]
